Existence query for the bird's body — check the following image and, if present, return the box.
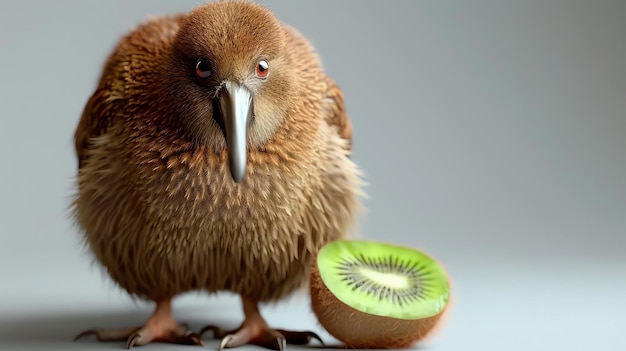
[72,1,363,349]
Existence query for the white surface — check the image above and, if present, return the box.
[1,258,624,350]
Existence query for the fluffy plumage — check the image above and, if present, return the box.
[71,0,364,349]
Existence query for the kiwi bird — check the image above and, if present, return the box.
[71,0,364,350]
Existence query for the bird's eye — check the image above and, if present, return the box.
[195,59,211,79]
[255,60,269,78]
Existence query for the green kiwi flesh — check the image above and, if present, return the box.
[310,240,450,348]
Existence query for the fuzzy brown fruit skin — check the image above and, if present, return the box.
[309,253,448,349]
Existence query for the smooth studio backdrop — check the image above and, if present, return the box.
[1,1,625,350]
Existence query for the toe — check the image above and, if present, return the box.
[218,335,236,351]
[262,330,286,351]
[172,329,205,346]
[74,327,140,342]
[126,331,142,349]
[226,328,285,350]
[271,330,287,350]
[73,329,98,342]
[274,329,324,346]
[126,327,157,349]
[217,328,254,349]
[200,325,234,339]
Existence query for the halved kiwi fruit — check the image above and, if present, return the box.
[309,240,450,349]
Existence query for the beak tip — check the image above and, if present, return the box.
[231,173,245,183]
[229,162,246,183]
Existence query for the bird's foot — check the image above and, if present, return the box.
[200,317,323,350]
[74,301,203,348]
[74,323,203,348]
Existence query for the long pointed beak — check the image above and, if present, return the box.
[216,81,252,183]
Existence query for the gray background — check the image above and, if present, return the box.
[1,0,624,350]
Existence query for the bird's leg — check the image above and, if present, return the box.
[74,299,204,348]
[200,296,324,350]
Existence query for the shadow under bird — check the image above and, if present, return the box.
[71,0,364,350]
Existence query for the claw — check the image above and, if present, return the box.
[126,332,141,349]
[186,332,204,346]
[275,330,324,346]
[276,334,286,351]
[73,326,140,342]
[307,332,324,346]
[218,335,234,351]
[267,329,286,351]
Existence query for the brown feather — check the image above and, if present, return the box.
[320,75,353,151]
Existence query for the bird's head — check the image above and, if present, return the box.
[164,0,297,183]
